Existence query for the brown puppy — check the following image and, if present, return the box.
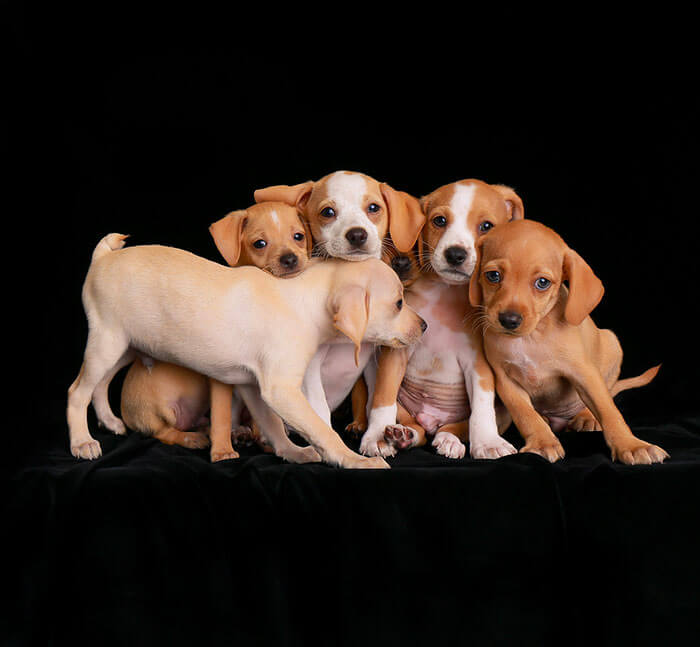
[469,219,666,465]
[117,202,311,452]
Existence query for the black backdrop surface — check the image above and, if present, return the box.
[5,3,700,646]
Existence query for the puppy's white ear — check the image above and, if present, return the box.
[491,185,525,221]
[209,210,248,267]
[563,248,605,325]
[469,238,485,307]
[331,285,370,366]
[381,184,426,253]
[254,182,315,211]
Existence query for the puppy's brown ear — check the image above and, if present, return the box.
[381,184,426,253]
[331,285,370,366]
[209,210,248,267]
[300,213,314,258]
[469,238,485,307]
[563,248,605,325]
[254,182,315,211]
[491,185,525,221]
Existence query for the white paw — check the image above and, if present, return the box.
[432,431,466,459]
[470,435,517,459]
[71,438,102,460]
[359,429,386,457]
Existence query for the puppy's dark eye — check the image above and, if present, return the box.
[485,270,501,283]
[368,203,381,214]
[479,221,494,233]
[253,239,267,249]
[396,299,403,310]
[535,277,551,291]
[320,207,336,218]
[293,232,304,241]
[432,215,447,228]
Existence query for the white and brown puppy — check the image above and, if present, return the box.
[254,170,425,427]
[67,234,426,468]
[360,179,523,459]
[116,202,312,451]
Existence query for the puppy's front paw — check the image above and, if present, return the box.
[611,441,669,465]
[345,454,391,469]
[71,438,102,460]
[210,447,240,462]
[520,436,565,462]
[182,431,210,450]
[359,429,391,457]
[281,445,322,464]
[98,417,127,436]
[432,431,466,459]
[231,425,255,446]
[470,435,517,460]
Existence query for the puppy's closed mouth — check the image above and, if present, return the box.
[439,268,471,281]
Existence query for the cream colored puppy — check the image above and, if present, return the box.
[117,202,312,452]
[67,234,426,468]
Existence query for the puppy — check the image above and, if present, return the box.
[67,234,426,468]
[253,170,425,429]
[360,179,522,459]
[469,219,667,465]
[117,202,312,451]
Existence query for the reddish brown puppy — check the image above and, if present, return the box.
[469,219,666,464]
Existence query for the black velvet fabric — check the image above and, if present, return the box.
[6,406,700,647]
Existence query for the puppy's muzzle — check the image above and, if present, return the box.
[345,227,369,248]
[498,311,523,331]
[279,253,299,271]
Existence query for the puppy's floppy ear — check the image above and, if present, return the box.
[300,212,314,257]
[380,184,426,253]
[209,210,248,267]
[254,182,315,211]
[491,184,524,221]
[331,285,370,366]
[562,248,605,325]
[469,238,485,307]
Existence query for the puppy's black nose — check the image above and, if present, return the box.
[498,311,522,330]
[279,253,298,270]
[420,318,428,333]
[444,246,468,266]
[346,227,368,247]
[391,256,412,276]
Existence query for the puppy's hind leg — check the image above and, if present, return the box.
[67,329,130,460]
[91,349,136,435]
[237,384,321,464]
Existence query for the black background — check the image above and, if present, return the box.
[6,3,700,646]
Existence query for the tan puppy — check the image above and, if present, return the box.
[67,234,425,468]
[469,219,667,465]
[360,179,522,459]
[253,170,426,434]
[117,202,312,451]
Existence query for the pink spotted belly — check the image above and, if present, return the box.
[397,375,470,434]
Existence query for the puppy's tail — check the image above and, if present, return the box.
[92,233,129,262]
[611,364,661,397]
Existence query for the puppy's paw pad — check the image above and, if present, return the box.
[384,425,417,450]
[471,437,517,459]
[71,439,102,460]
[432,432,466,459]
[231,425,255,446]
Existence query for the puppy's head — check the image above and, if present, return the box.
[254,171,424,262]
[469,220,604,336]
[329,259,427,365]
[209,202,311,277]
[420,179,524,285]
